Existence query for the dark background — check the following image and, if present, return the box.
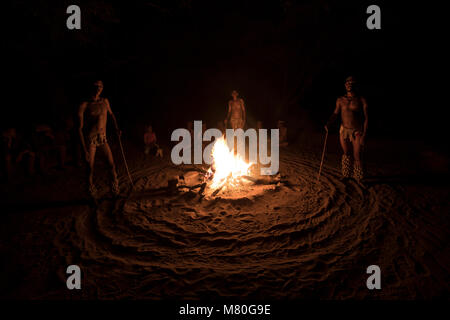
[3,0,443,147]
[1,1,449,303]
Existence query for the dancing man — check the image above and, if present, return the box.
[325,76,368,181]
[78,80,120,197]
[226,90,246,130]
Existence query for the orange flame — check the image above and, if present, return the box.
[207,136,253,190]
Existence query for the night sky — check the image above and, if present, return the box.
[3,1,441,146]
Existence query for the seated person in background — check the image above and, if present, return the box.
[1,128,37,180]
[256,120,263,131]
[277,120,288,147]
[144,125,163,158]
[15,130,36,177]
[54,116,82,168]
[32,124,56,173]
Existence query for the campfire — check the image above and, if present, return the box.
[204,136,253,192]
[176,136,282,199]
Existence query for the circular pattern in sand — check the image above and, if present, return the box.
[54,151,445,299]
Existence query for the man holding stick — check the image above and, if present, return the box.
[325,76,368,181]
[78,80,121,197]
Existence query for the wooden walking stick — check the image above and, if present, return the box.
[317,129,329,182]
[117,131,134,188]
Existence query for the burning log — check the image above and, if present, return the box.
[211,184,225,197]
[176,138,284,199]
[210,173,233,196]
[175,181,204,191]
[199,182,207,195]
[176,171,207,195]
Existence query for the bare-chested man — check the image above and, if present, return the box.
[226,90,246,130]
[78,80,120,197]
[325,76,368,181]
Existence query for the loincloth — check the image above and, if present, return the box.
[340,125,362,142]
[230,118,244,130]
[88,133,107,147]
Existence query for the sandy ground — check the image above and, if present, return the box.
[0,134,449,300]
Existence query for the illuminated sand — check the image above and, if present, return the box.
[1,147,448,299]
[44,150,448,299]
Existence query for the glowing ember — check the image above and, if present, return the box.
[206,136,253,190]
